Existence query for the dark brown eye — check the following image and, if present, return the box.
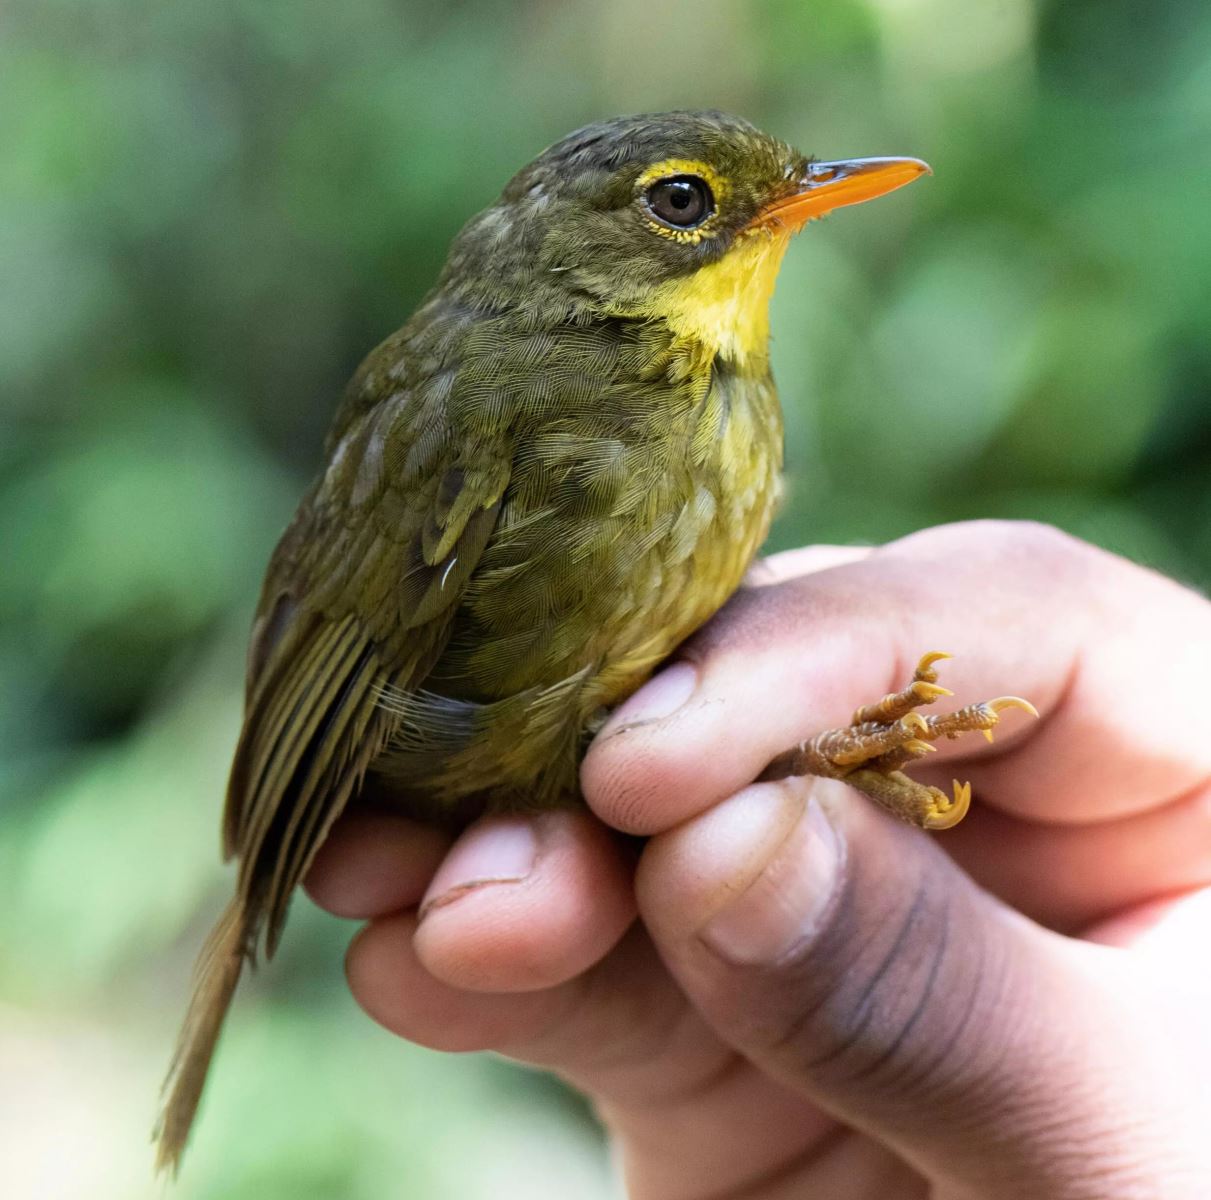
[645,175,714,229]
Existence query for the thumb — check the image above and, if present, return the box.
[636,778,1188,1198]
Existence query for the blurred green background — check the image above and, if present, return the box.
[3,0,1210,1196]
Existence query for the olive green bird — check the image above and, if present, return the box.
[157,110,1033,1173]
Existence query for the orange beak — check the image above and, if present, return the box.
[754,157,931,233]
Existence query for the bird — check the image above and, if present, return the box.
[156,109,1032,1173]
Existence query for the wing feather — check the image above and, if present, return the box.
[223,396,511,957]
[159,299,513,1172]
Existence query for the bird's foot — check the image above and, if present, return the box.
[761,651,1037,830]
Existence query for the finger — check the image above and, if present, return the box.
[637,776,1204,1197]
[304,811,451,918]
[349,915,723,1099]
[348,917,835,1200]
[412,808,637,992]
[307,807,638,992]
[347,910,579,1052]
[584,520,1211,835]
[940,777,1211,932]
[745,543,874,585]
[1085,883,1211,962]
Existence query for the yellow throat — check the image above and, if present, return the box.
[647,230,792,367]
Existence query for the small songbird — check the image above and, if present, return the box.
[157,110,1029,1172]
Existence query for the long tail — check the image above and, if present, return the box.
[153,898,250,1176]
[154,616,391,1173]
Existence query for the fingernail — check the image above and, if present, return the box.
[418,817,538,920]
[699,793,843,966]
[602,661,698,734]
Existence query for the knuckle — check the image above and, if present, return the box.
[900,518,1088,566]
[898,519,1109,595]
[987,518,1089,563]
[686,566,874,665]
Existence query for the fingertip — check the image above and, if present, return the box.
[581,722,698,834]
[413,808,637,992]
[636,777,841,952]
[584,660,740,835]
[584,701,798,838]
[584,604,893,837]
[304,810,451,918]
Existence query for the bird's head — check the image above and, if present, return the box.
[440,111,928,366]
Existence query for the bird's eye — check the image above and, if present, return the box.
[645,175,714,229]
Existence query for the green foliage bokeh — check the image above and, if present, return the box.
[2,1,1209,1196]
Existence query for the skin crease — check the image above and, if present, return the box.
[307,521,1211,1200]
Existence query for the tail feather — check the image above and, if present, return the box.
[153,618,392,1174]
[154,898,249,1176]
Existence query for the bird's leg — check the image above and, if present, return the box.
[761,652,1037,830]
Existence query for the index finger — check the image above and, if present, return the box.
[582,520,1211,834]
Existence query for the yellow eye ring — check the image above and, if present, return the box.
[634,158,728,244]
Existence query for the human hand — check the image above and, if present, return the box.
[306,521,1211,1199]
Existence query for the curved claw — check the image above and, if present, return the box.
[915,650,953,673]
[903,739,936,756]
[987,695,1040,719]
[900,711,929,735]
[911,680,954,703]
[924,779,972,831]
